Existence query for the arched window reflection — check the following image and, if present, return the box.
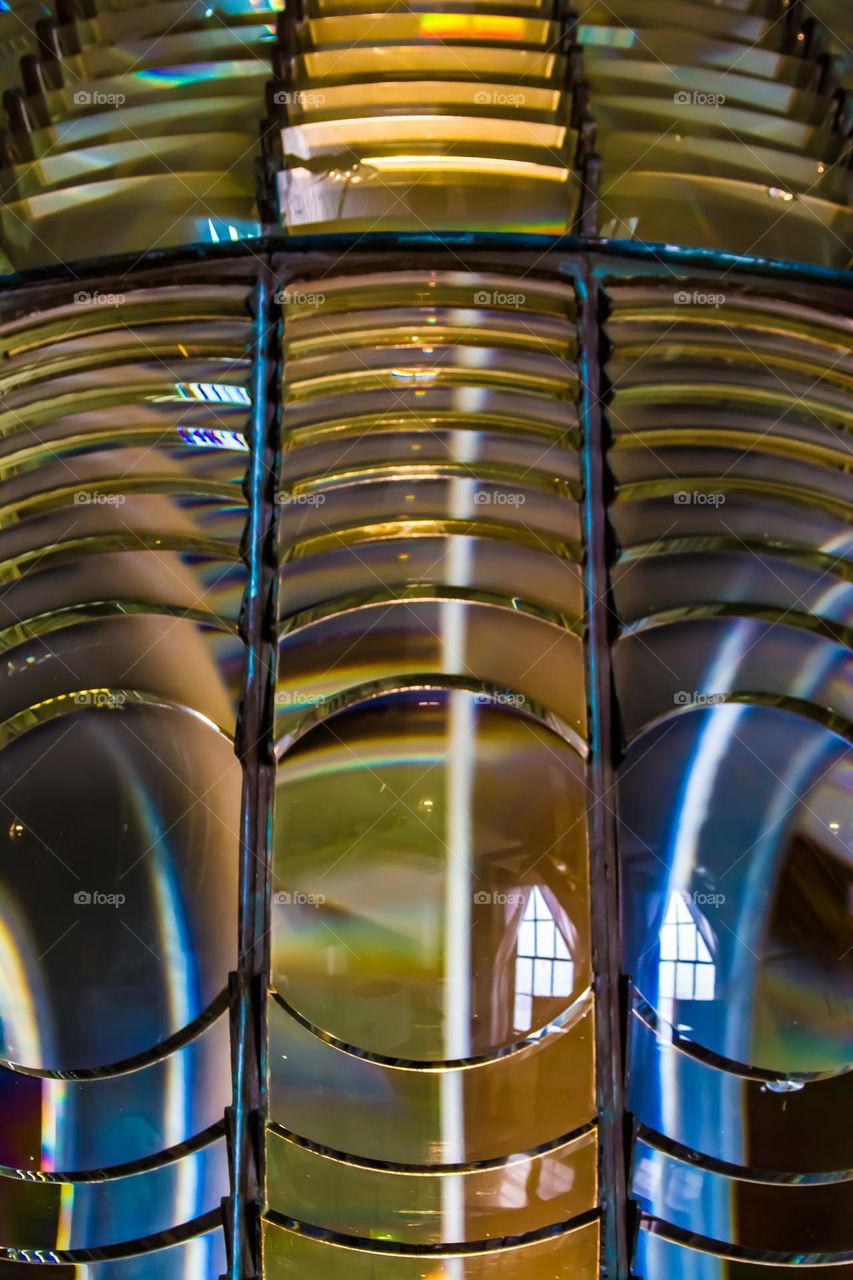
[514,886,575,1032]
[658,893,716,1002]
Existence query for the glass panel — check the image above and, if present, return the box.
[273,691,590,1059]
[278,155,578,236]
[575,0,850,263]
[299,47,561,86]
[613,618,851,740]
[0,703,239,1070]
[275,602,586,751]
[576,0,778,45]
[611,490,852,561]
[279,536,584,620]
[279,476,581,555]
[0,1009,231,1172]
[613,548,851,630]
[608,278,853,1276]
[587,64,829,118]
[598,176,852,270]
[267,991,596,1164]
[0,180,259,270]
[0,275,250,1265]
[632,1135,853,1253]
[300,14,557,49]
[275,11,579,231]
[0,1224,226,1276]
[266,267,592,1261]
[627,1001,853,1174]
[266,1127,597,1242]
[596,135,846,201]
[619,668,852,1073]
[0,0,274,269]
[0,1136,227,1251]
[593,95,828,155]
[634,1223,853,1279]
[579,30,815,85]
[262,1215,600,1278]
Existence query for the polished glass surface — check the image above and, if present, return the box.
[275,601,586,751]
[0,1224,226,1275]
[265,268,597,1267]
[627,1000,853,1174]
[263,1216,600,1279]
[634,1222,853,1279]
[1,703,239,1069]
[266,1126,597,1243]
[0,1009,231,1173]
[0,0,850,1261]
[278,535,584,622]
[599,175,852,268]
[267,992,596,1164]
[0,272,251,1264]
[632,1134,853,1254]
[273,692,591,1060]
[577,0,853,263]
[620,706,851,1072]
[609,279,853,1275]
[0,0,274,267]
[275,0,580,232]
[0,1136,228,1252]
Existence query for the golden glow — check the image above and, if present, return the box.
[285,117,566,149]
[56,1184,74,1251]
[283,81,561,115]
[419,12,528,38]
[360,155,568,180]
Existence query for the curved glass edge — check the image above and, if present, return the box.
[261,1214,600,1278]
[626,1001,853,1176]
[634,1221,853,1279]
[631,1134,853,1255]
[264,1126,598,1244]
[0,1218,225,1275]
[266,994,596,1165]
[0,1134,228,1253]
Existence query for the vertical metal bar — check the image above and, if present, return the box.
[577,262,629,1279]
[228,266,281,1279]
